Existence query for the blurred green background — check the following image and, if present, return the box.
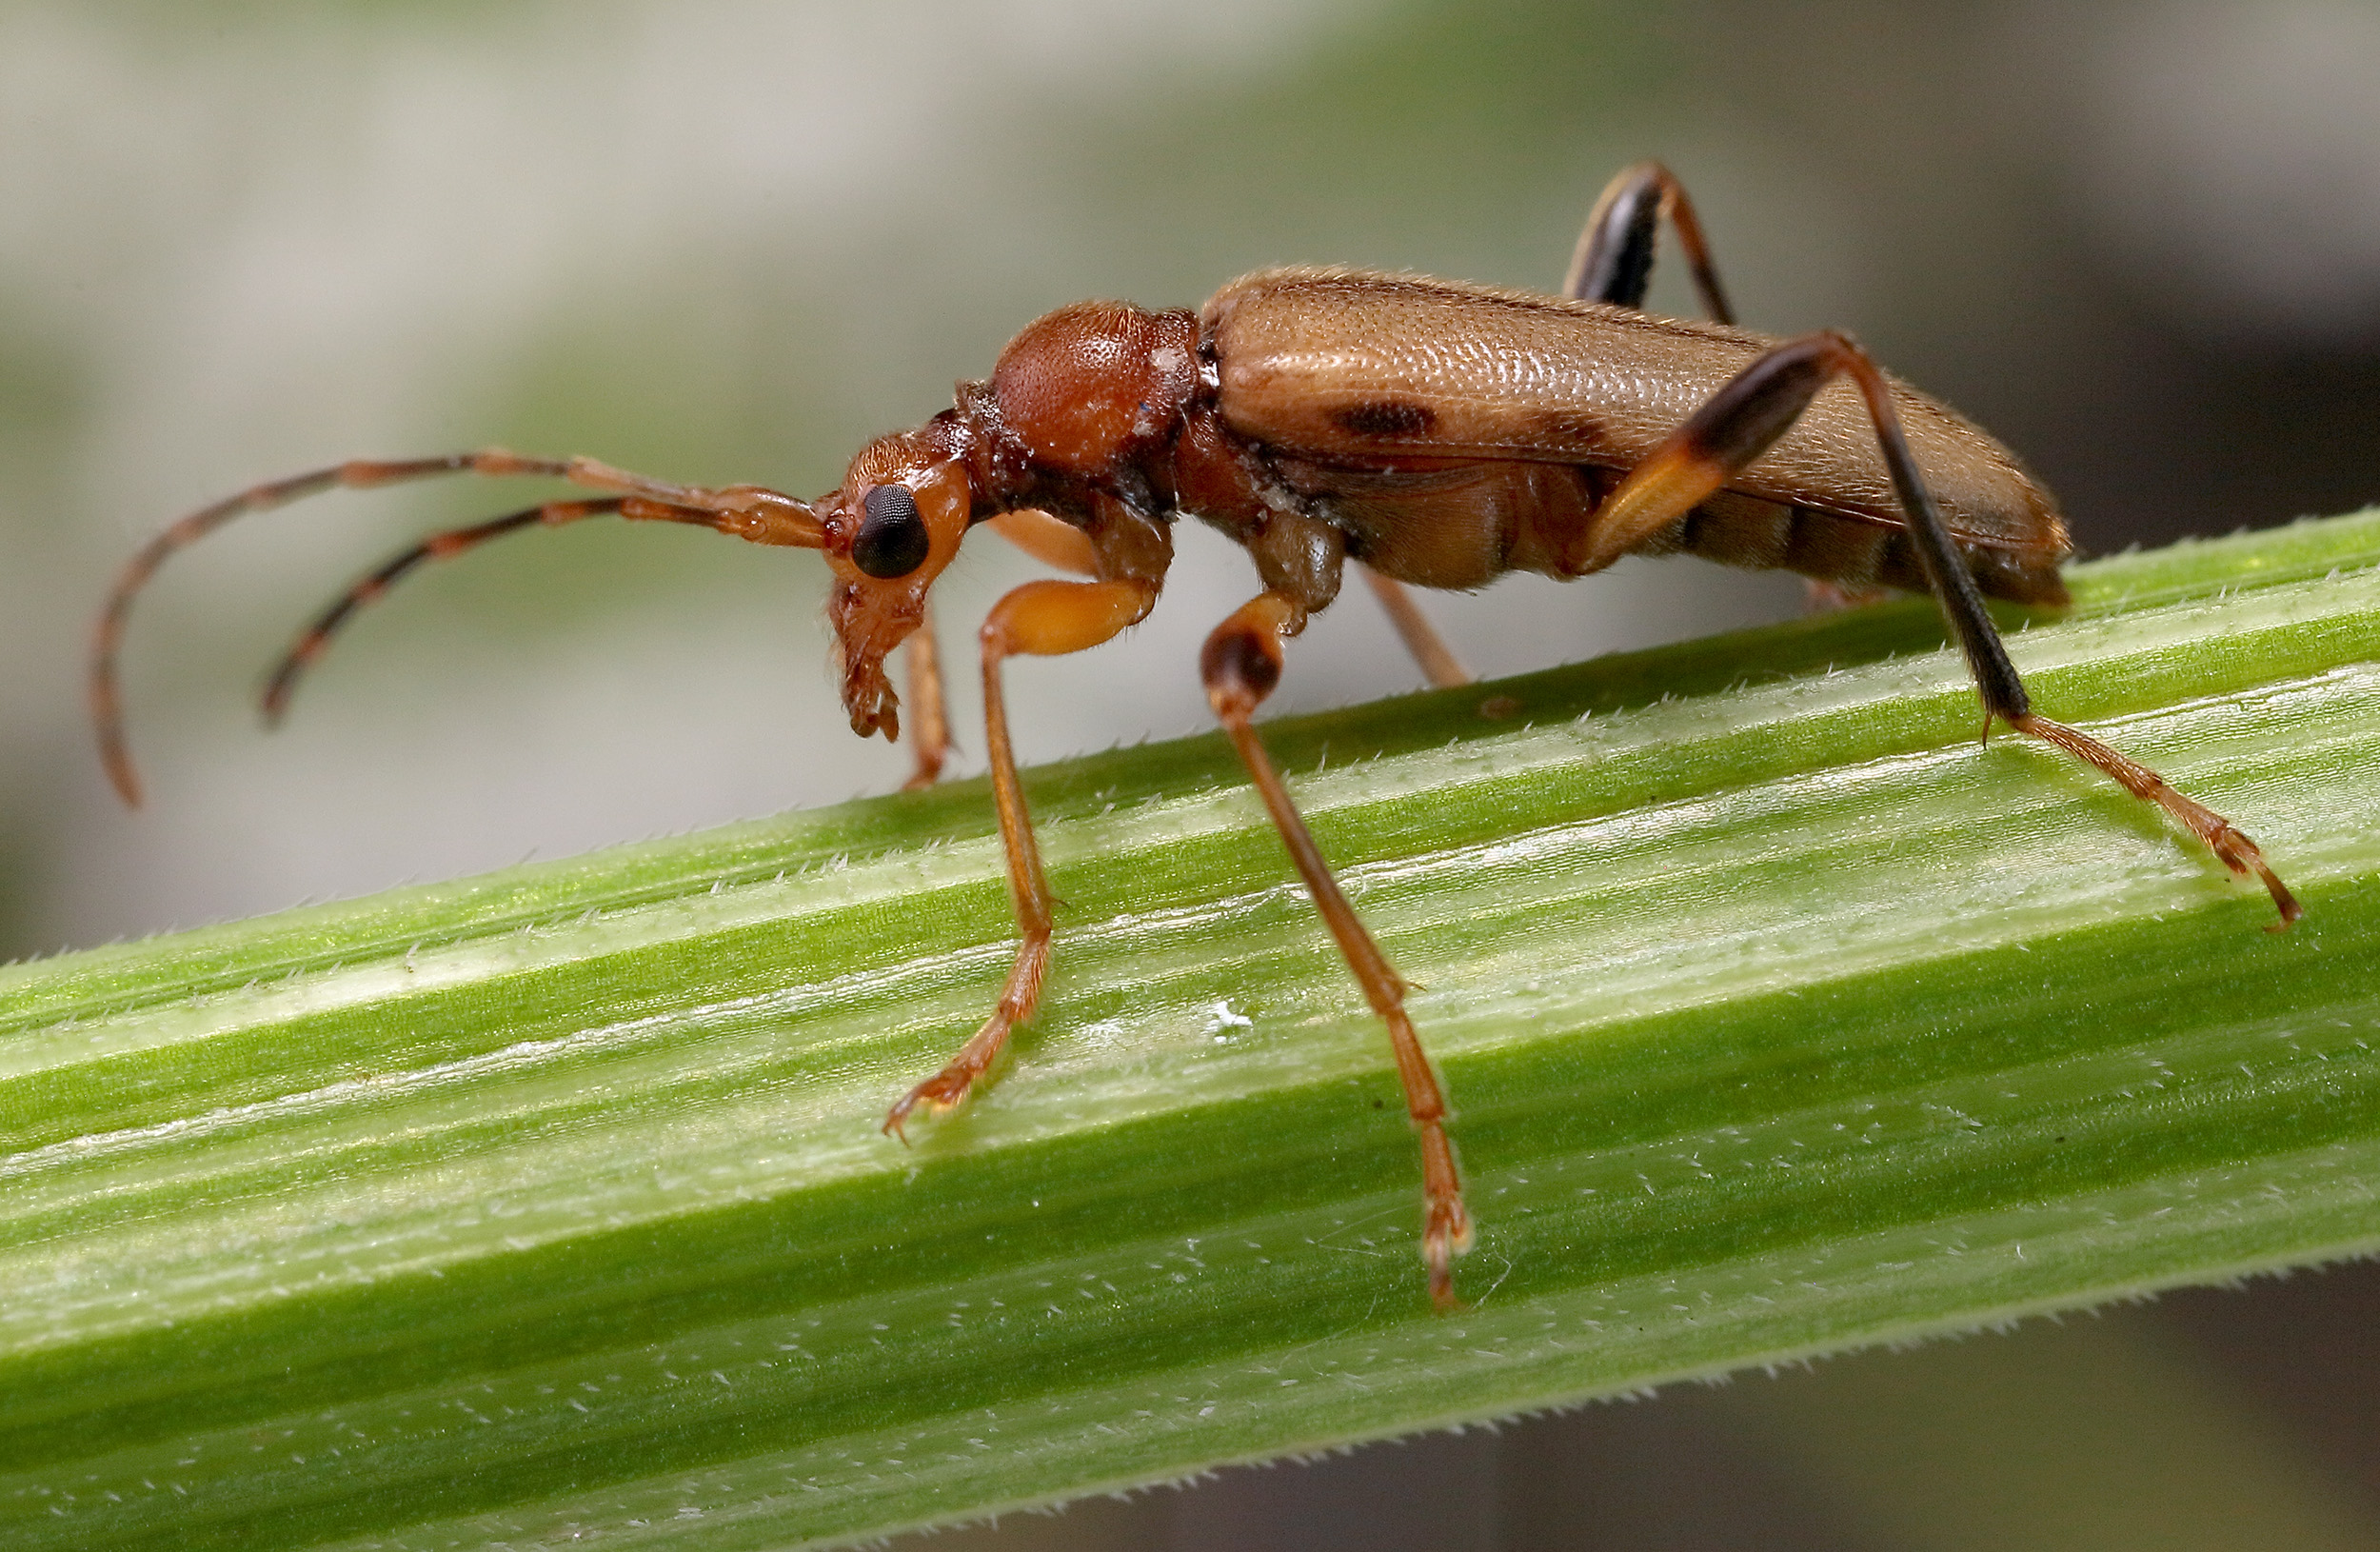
[3,1,2378,1546]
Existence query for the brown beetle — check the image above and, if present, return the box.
[91,163,2298,1310]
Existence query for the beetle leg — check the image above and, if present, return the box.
[894,507,1116,791]
[1359,567,1471,687]
[1574,331,2299,927]
[883,576,1160,1139]
[899,603,950,790]
[987,507,1101,575]
[1568,168,1863,619]
[1201,590,1473,1309]
[889,509,1110,793]
[1565,161,1735,324]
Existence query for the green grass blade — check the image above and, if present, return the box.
[5,510,2379,1550]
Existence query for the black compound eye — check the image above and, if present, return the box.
[852,484,930,578]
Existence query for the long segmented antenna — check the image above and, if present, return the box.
[91,448,803,806]
[258,497,628,726]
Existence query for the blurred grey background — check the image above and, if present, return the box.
[3,1,2377,1547]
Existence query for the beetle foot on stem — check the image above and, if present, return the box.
[881,1065,972,1144]
[2009,712,2302,930]
[1418,1121,1474,1312]
[1424,1192,1475,1313]
[881,1006,1020,1144]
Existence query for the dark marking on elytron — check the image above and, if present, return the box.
[1336,400,1438,439]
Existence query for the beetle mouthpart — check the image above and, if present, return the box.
[829,580,921,743]
[841,653,902,743]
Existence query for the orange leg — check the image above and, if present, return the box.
[882,576,1159,1139]
[898,510,1106,792]
[986,507,1101,576]
[1359,566,1471,688]
[1201,590,1473,1310]
[900,603,950,790]
[2012,713,2298,927]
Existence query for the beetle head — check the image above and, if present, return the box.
[817,432,971,742]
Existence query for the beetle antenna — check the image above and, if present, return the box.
[258,498,628,726]
[90,449,713,806]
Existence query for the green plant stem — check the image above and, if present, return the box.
[5,510,2380,1550]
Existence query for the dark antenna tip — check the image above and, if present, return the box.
[98,738,145,810]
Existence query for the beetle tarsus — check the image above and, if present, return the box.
[880,1060,983,1144]
[2009,712,2299,928]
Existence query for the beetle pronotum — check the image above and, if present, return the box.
[92,163,2298,1310]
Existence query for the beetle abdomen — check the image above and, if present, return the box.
[1642,491,2069,606]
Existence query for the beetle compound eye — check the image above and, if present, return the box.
[853,485,930,578]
